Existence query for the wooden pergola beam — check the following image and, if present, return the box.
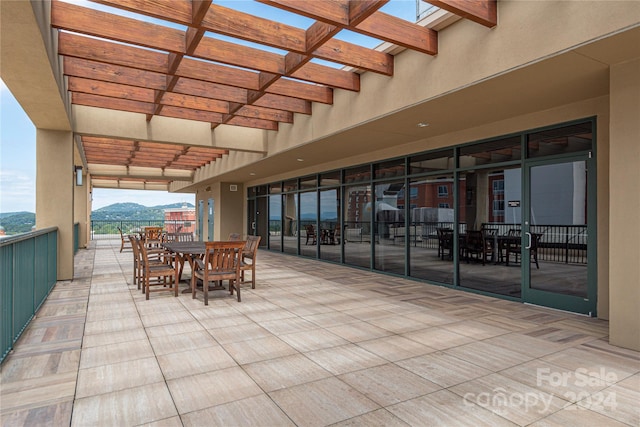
[427,0,497,28]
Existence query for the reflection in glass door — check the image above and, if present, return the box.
[268,194,282,251]
[320,188,340,262]
[458,166,523,298]
[299,192,318,258]
[343,184,371,269]
[282,193,297,254]
[524,158,595,314]
[374,180,406,275]
[197,200,204,241]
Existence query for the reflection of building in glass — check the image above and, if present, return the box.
[399,179,460,222]
[164,205,195,234]
[346,188,371,223]
[489,174,505,222]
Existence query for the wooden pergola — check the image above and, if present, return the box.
[51,0,496,188]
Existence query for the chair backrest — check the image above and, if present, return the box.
[168,232,194,242]
[305,224,315,236]
[466,230,484,247]
[129,234,138,253]
[129,235,143,263]
[228,232,242,241]
[437,228,453,242]
[482,227,498,237]
[144,226,164,247]
[243,235,261,259]
[508,228,521,237]
[202,241,245,274]
[144,226,163,240]
[118,226,125,238]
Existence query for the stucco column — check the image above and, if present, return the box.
[36,129,74,280]
[609,58,640,351]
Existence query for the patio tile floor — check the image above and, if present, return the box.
[1,239,639,426]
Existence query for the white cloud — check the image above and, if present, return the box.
[0,169,35,213]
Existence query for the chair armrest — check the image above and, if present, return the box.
[193,258,205,270]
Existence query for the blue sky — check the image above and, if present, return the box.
[0,81,194,212]
[0,0,420,214]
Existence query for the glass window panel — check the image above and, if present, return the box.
[320,170,341,187]
[343,184,371,268]
[250,185,267,196]
[374,159,405,179]
[320,188,341,262]
[458,166,522,297]
[299,191,318,257]
[459,136,521,167]
[283,179,297,192]
[409,149,454,174]
[300,175,317,190]
[282,193,297,254]
[344,165,371,184]
[374,180,406,275]
[529,161,588,297]
[269,182,282,194]
[408,175,454,284]
[527,121,592,158]
[268,194,282,251]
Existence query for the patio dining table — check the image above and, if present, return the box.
[162,241,206,292]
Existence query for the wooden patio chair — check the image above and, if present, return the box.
[130,235,169,291]
[118,226,131,252]
[138,239,178,300]
[464,230,493,265]
[305,224,317,245]
[167,232,194,242]
[240,235,261,289]
[128,235,142,289]
[228,232,241,241]
[436,228,454,260]
[191,241,245,305]
[143,226,164,248]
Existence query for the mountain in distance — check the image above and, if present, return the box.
[0,203,195,235]
[0,212,36,235]
[92,202,194,221]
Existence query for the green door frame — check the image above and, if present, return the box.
[521,153,597,316]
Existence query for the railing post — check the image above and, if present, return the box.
[565,225,569,264]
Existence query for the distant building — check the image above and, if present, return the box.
[164,205,195,234]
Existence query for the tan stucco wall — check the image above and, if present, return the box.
[35,129,74,280]
[609,58,640,351]
[264,0,638,158]
[195,182,245,242]
[219,183,245,240]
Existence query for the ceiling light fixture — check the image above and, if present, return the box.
[296,158,304,162]
[249,172,256,176]
[417,122,430,128]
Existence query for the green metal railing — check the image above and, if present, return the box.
[0,228,58,364]
[74,222,79,254]
[90,220,192,240]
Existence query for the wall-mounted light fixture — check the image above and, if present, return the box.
[75,166,83,186]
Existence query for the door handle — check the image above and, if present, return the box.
[525,232,532,249]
